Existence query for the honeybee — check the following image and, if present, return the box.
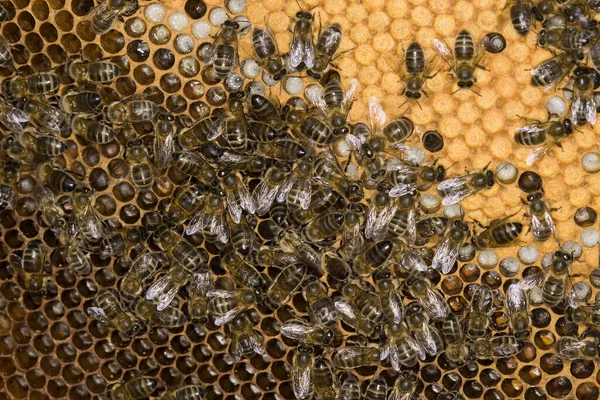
[37,163,83,193]
[265,263,306,310]
[539,250,577,308]
[59,220,92,277]
[314,151,363,202]
[364,376,387,400]
[152,110,178,169]
[472,218,523,249]
[292,345,315,399]
[341,281,385,326]
[178,114,224,149]
[256,138,307,161]
[332,345,381,369]
[432,219,470,274]
[247,93,286,131]
[202,20,240,79]
[307,77,357,136]
[16,127,66,157]
[406,310,444,357]
[538,26,597,52]
[71,114,117,144]
[105,98,161,125]
[566,304,600,329]
[227,213,257,256]
[335,297,378,338]
[530,51,578,89]
[290,10,315,69]
[466,285,494,338]
[340,204,366,261]
[159,385,205,400]
[525,190,558,242]
[387,158,446,195]
[186,188,228,243]
[66,58,122,84]
[188,270,213,322]
[365,189,397,240]
[91,0,138,34]
[374,272,404,324]
[72,187,106,244]
[221,250,266,292]
[312,358,336,400]
[253,164,290,216]
[569,66,598,126]
[121,139,156,191]
[109,376,160,400]
[172,150,217,186]
[417,215,450,241]
[506,275,540,339]
[60,90,103,114]
[0,96,29,134]
[134,297,186,328]
[145,265,199,312]
[252,27,286,81]
[10,240,47,294]
[164,184,205,228]
[441,315,470,364]
[120,252,163,299]
[19,97,66,134]
[555,335,600,360]
[3,71,60,98]
[219,169,256,224]
[468,335,524,360]
[229,314,265,360]
[304,279,338,327]
[433,30,487,90]
[207,288,259,326]
[437,167,496,206]
[281,318,336,347]
[32,184,65,231]
[304,212,345,243]
[276,158,316,214]
[507,0,536,35]
[408,277,451,321]
[307,23,343,79]
[98,227,145,258]
[384,41,438,101]
[255,246,301,268]
[351,240,394,276]
[87,290,140,335]
[155,229,209,275]
[514,116,574,166]
[322,251,351,282]
[381,322,422,369]
[389,371,419,400]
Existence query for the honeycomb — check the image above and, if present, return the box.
[0,0,600,399]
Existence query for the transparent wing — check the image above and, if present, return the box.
[368,96,387,133]
[432,234,460,273]
[145,273,181,311]
[423,287,450,320]
[342,79,359,110]
[526,143,553,166]
[276,175,295,203]
[383,53,405,79]
[414,323,439,356]
[365,200,397,240]
[433,39,454,68]
[281,319,312,341]
[506,284,528,313]
[253,179,280,216]
[405,331,426,360]
[213,308,240,326]
[438,174,478,206]
[207,289,236,298]
[86,306,108,322]
[206,113,226,141]
[292,362,312,398]
[387,291,404,324]
[189,270,213,295]
[154,130,175,169]
[185,210,205,236]
[557,338,586,359]
[515,122,550,138]
[389,183,418,198]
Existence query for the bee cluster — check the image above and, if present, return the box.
[0,0,600,400]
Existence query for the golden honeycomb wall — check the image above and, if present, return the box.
[0,0,600,399]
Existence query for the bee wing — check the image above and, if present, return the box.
[413,323,439,356]
[388,389,412,400]
[290,29,315,68]
[249,331,265,356]
[276,175,295,203]
[213,308,240,326]
[571,91,597,125]
[230,335,245,361]
[387,292,404,324]
[342,79,359,110]
[526,143,553,166]
[201,35,221,65]
[399,246,428,273]
[515,122,550,137]
[292,361,312,398]
[407,209,417,245]
[281,319,313,341]
[185,210,206,236]
[488,336,522,358]
[557,338,586,359]
[424,288,450,320]
[530,211,548,242]
[345,132,365,152]
[305,88,329,116]
[365,200,397,240]
[227,186,256,224]
[368,96,387,133]
[383,53,406,78]
[432,234,460,273]
[206,113,226,141]
[145,273,180,311]
[405,331,426,360]
[334,298,357,320]
[253,178,280,216]
[437,175,477,206]
[86,307,109,322]
[433,39,455,69]
[3,107,30,134]
[189,271,213,295]
[153,129,175,169]
[9,253,23,274]
[389,183,418,198]
[207,289,236,298]
[506,284,528,313]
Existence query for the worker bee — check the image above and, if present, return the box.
[221,250,266,292]
[255,246,300,268]
[164,184,205,228]
[373,272,404,325]
[0,96,29,134]
[304,279,338,327]
[555,335,600,360]
[178,114,224,149]
[186,188,228,243]
[432,219,470,273]
[507,0,536,35]
[307,77,358,136]
[72,187,106,244]
[265,263,306,310]
[335,297,378,338]
[364,376,387,400]
[123,139,156,191]
[247,94,286,131]
[0,157,18,211]
[524,190,558,242]
[152,110,178,169]
[307,23,343,79]
[202,20,240,79]
[10,240,47,294]
[3,71,60,98]
[441,315,470,364]
[292,345,315,399]
[314,151,363,202]
[566,304,600,329]
[332,345,381,369]
[19,97,66,134]
[66,58,122,84]
[295,110,335,146]
[472,218,523,249]
[506,275,540,339]
[389,370,419,400]
[538,250,577,308]
[256,139,307,161]
[311,358,336,400]
[98,226,145,258]
[159,385,205,400]
[304,212,345,243]
[120,252,163,299]
[275,158,316,215]
[188,270,213,322]
[468,335,524,360]
[351,240,394,276]
[252,27,286,81]
[252,164,290,216]
[32,184,65,231]
[433,30,487,90]
[145,265,201,312]
[58,220,92,277]
[338,374,360,400]
[110,376,160,400]
[60,90,103,114]
[466,285,494,338]
[87,290,140,335]
[134,297,186,328]
[569,66,598,126]
[290,9,315,70]
[172,150,217,186]
[219,169,256,224]
[71,114,117,144]
[538,26,597,52]
[91,0,138,34]
[341,281,385,326]
[207,288,259,326]
[384,41,438,101]
[387,158,447,196]
[437,167,495,206]
[408,277,451,321]
[105,98,161,125]
[228,213,258,256]
[365,189,397,240]
[406,309,444,358]
[37,163,83,193]
[281,318,336,347]
[514,116,574,166]
[530,51,579,89]
[340,204,366,261]
[417,215,449,241]
[229,314,265,360]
